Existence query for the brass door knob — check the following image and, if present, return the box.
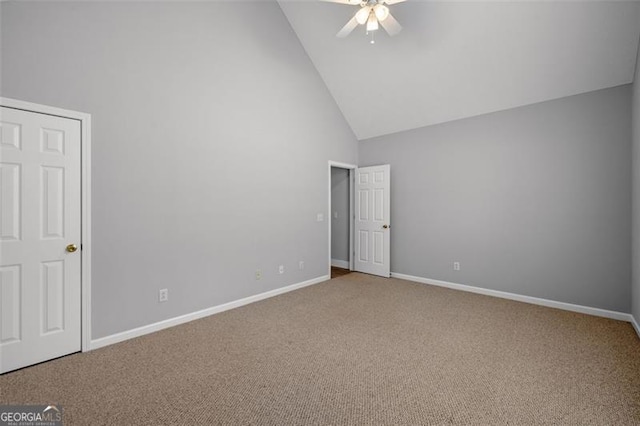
[66,244,78,253]
[382,224,389,229]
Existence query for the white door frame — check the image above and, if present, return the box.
[328,161,356,277]
[1,97,92,353]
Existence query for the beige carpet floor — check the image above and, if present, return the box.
[2,273,639,425]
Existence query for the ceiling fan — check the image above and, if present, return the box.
[323,0,406,41]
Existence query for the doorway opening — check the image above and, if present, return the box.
[328,162,391,279]
[328,161,356,279]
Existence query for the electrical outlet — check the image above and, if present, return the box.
[316,213,324,222]
[255,269,262,280]
[279,265,285,274]
[299,261,304,270]
[159,288,168,302]
[453,262,460,271]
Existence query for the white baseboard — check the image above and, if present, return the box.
[331,259,349,269]
[391,272,633,323]
[631,315,640,339]
[90,275,330,351]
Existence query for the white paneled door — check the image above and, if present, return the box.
[0,107,81,373]
[354,165,390,277]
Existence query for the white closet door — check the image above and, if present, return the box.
[1,106,81,373]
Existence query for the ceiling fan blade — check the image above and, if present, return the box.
[336,16,359,38]
[380,12,402,36]
[320,0,362,4]
[383,0,406,5]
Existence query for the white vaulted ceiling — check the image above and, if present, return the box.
[278,1,640,140]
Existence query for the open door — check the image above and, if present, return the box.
[354,165,390,277]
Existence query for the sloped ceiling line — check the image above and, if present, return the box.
[279,1,640,140]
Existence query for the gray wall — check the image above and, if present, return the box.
[633,47,640,322]
[331,168,349,263]
[1,2,357,339]
[360,86,632,313]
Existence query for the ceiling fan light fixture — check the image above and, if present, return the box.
[366,14,379,32]
[329,0,404,40]
[373,4,389,22]
[355,7,371,25]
